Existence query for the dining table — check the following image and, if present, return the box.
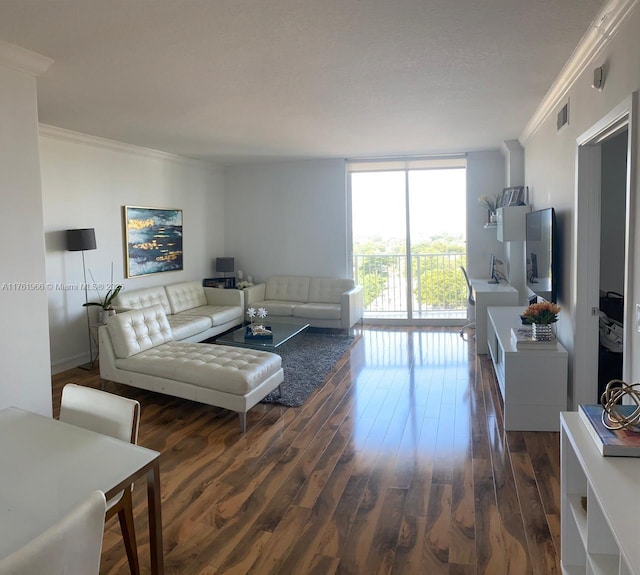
[0,406,164,573]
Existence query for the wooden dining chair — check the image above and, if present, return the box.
[59,384,141,575]
[0,490,106,575]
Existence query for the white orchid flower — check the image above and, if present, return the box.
[257,307,268,320]
[247,307,256,318]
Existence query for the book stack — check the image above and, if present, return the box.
[510,327,557,350]
[578,404,640,457]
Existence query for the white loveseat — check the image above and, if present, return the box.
[243,275,363,330]
[99,305,283,431]
[111,280,243,342]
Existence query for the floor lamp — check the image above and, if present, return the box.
[67,228,97,370]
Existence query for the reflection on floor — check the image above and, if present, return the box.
[52,325,560,575]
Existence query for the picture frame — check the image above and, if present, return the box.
[123,206,183,278]
[496,189,508,208]
[503,186,525,207]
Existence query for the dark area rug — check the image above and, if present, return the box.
[262,330,356,407]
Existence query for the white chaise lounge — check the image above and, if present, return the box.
[99,305,283,431]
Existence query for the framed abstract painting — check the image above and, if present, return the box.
[123,206,183,278]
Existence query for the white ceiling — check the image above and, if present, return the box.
[0,0,605,164]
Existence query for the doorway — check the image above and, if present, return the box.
[597,130,627,398]
[574,94,636,408]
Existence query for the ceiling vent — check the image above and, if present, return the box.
[557,101,569,130]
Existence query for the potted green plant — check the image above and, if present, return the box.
[83,284,123,324]
[83,265,124,324]
[522,301,561,341]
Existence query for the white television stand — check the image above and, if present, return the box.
[486,306,568,431]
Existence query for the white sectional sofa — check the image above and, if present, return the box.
[243,275,363,330]
[111,280,243,342]
[99,305,283,431]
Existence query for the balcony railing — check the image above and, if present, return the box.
[353,253,468,319]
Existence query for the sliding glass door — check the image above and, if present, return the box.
[350,158,467,322]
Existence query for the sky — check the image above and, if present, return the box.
[351,168,466,244]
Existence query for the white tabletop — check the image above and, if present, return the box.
[0,407,160,559]
[469,277,518,294]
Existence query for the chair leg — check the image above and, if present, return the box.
[239,412,247,433]
[117,489,140,575]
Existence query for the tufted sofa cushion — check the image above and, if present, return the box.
[112,285,171,315]
[115,342,282,395]
[107,305,174,359]
[166,314,212,340]
[264,276,310,303]
[165,281,208,314]
[308,278,355,304]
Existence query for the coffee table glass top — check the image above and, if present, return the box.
[216,321,309,350]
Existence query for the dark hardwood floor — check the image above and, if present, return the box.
[51,326,561,574]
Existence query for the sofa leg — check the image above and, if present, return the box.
[239,412,247,433]
[275,385,282,398]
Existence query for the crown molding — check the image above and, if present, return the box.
[519,0,639,145]
[0,40,53,76]
[39,124,219,168]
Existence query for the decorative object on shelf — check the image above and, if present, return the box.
[123,206,183,277]
[477,193,500,225]
[578,403,640,456]
[510,327,557,349]
[600,380,640,430]
[236,280,254,290]
[532,323,554,341]
[501,185,526,206]
[522,301,561,341]
[66,227,97,370]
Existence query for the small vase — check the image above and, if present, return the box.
[532,323,554,341]
[99,308,116,325]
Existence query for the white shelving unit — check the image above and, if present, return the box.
[561,412,639,575]
[497,205,530,242]
[486,306,567,431]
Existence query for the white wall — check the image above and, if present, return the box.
[0,65,53,415]
[40,128,225,372]
[466,150,505,279]
[523,5,640,402]
[226,155,505,287]
[223,159,348,282]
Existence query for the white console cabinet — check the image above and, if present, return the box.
[561,412,639,575]
[486,306,567,431]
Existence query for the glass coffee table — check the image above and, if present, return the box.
[216,321,309,351]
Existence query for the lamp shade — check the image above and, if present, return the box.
[215,257,234,273]
[66,228,97,252]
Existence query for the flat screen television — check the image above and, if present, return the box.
[526,207,557,303]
